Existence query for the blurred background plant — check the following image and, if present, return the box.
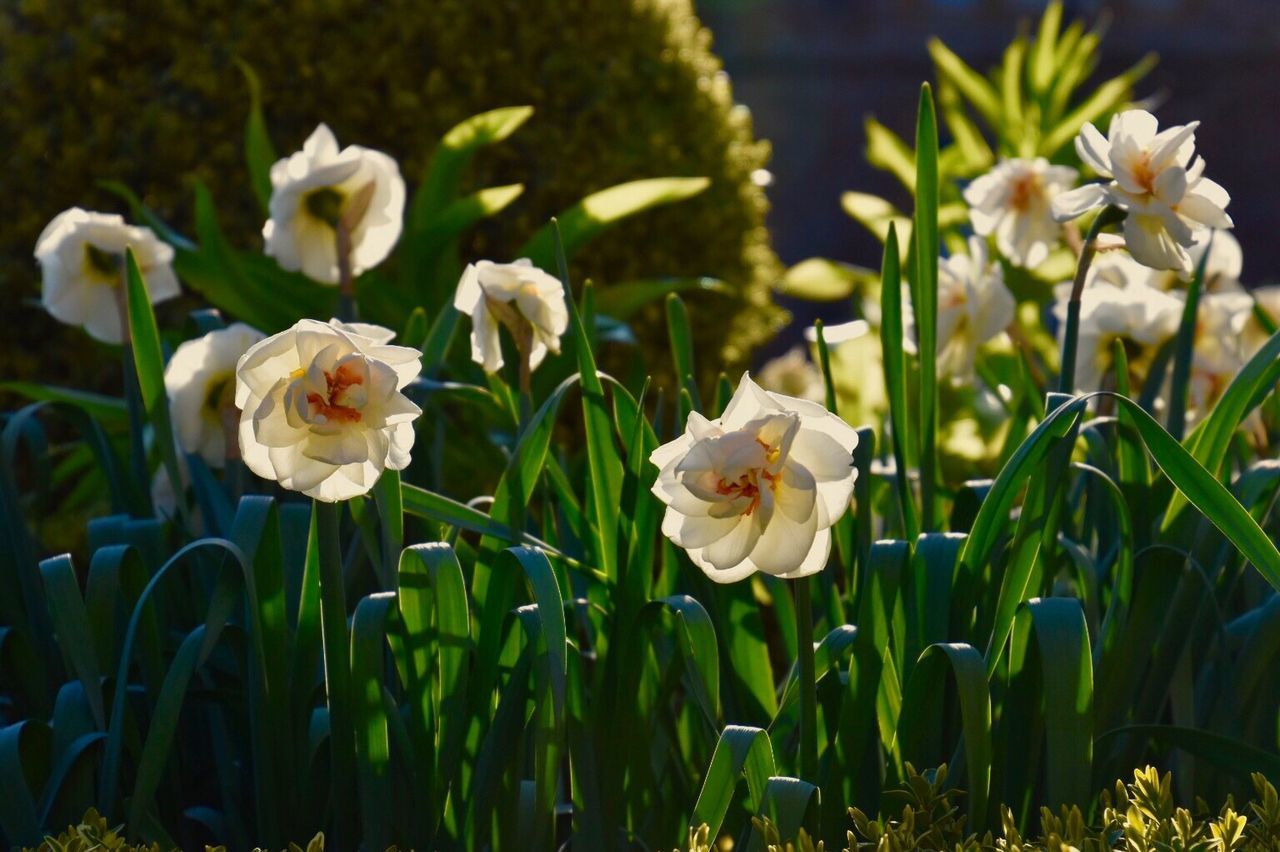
[0,0,784,398]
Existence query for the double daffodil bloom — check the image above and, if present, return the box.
[235,319,422,501]
[650,373,858,583]
[1051,109,1232,275]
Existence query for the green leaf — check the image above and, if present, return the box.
[395,543,470,837]
[1167,329,1280,528]
[413,106,534,224]
[1029,1,1064,96]
[1165,238,1213,440]
[554,220,623,579]
[1041,53,1158,157]
[350,591,400,852]
[38,556,105,729]
[123,248,183,513]
[1113,395,1280,592]
[591,277,730,320]
[667,293,701,416]
[879,224,919,541]
[233,58,277,214]
[0,382,126,428]
[776,258,876,302]
[1008,597,1093,812]
[895,643,992,829]
[520,178,710,269]
[840,192,912,251]
[865,117,917,191]
[912,84,941,532]
[927,38,1002,128]
[1095,725,1280,783]
[691,725,777,841]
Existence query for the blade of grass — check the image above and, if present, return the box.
[912,84,941,531]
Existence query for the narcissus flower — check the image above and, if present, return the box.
[757,346,824,403]
[235,319,422,501]
[963,158,1078,268]
[1051,109,1232,275]
[650,373,858,583]
[905,237,1015,384]
[1053,280,1183,393]
[166,323,266,467]
[34,208,180,344]
[263,124,405,284]
[1181,290,1253,423]
[453,259,568,373]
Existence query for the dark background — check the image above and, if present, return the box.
[699,0,1280,349]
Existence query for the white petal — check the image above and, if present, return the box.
[1050,184,1108,221]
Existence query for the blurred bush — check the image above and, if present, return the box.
[0,0,783,389]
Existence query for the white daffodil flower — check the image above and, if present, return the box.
[904,237,1015,384]
[165,323,266,467]
[1144,229,1244,292]
[1053,280,1184,393]
[34,207,180,344]
[757,346,824,403]
[453,259,569,374]
[650,373,858,584]
[1180,290,1253,423]
[963,157,1078,268]
[263,124,405,285]
[1051,109,1232,275]
[235,319,422,502]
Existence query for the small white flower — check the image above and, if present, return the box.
[649,373,858,584]
[235,319,422,502]
[756,347,824,403]
[1181,290,1253,422]
[263,124,406,284]
[1051,109,1232,275]
[1053,280,1184,393]
[453,259,569,373]
[905,237,1016,384]
[963,157,1078,268]
[165,323,266,467]
[34,208,180,344]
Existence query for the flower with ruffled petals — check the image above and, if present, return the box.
[235,319,422,501]
[263,124,405,284]
[1051,109,1232,275]
[34,208,180,344]
[650,373,858,583]
[1181,290,1253,423]
[166,323,266,466]
[964,158,1078,268]
[453,259,568,373]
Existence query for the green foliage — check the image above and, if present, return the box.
[0,0,783,396]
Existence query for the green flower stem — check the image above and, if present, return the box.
[794,574,818,782]
[114,281,152,515]
[314,499,358,847]
[1059,206,1124,395]
[335,222,356,323]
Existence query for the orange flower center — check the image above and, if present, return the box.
[307,362,364,424]
[714,438,782,517]
[1008,173,1040,212]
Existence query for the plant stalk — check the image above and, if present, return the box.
[1059,206,1124,394]
[794,574,818,782]
[336,222,356,323]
